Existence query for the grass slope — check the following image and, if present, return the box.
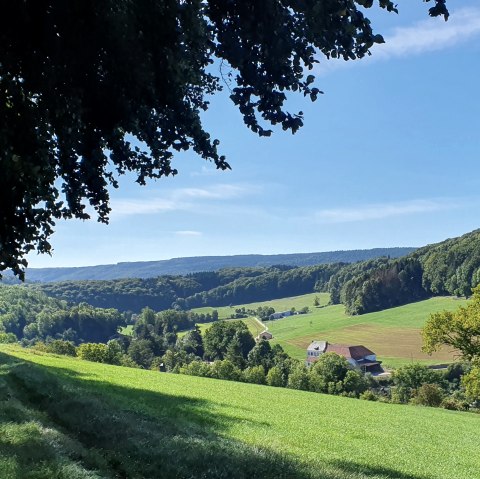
[193,294,467,367]
[268,296,468,367]
[1,346,479,479]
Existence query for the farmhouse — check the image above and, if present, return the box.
[256,330,273,341]
[305,341,382,373]
[269,310,292,320]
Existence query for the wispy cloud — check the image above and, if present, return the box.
[179,184,245,200]
[175,230,202,237]
[375,7,480,59]
[317,7,480,74]
[111,183,255,217]
[113,198,177,216]
[190,165,223,177]
[313,199,456,224]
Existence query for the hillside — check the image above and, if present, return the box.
[336,229,480,315]
[1,345,479,479]
[27,264,344,312]
[9,247,415,282]
[190,293,468,367]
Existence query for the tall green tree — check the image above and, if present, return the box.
[0,1,449,278]
[422,285,480,362]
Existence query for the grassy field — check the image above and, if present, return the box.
[122,294,467,367]
[267,296,468,367]
[1,345,479,479]
[191,292,329,319]
[191,294,468,367]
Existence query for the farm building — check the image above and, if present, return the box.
[269,310,292,320]
[256,331,273,341]
[306,341,382,373]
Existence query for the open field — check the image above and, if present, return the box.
[122,294,467,367]
[191,292,329,319]
[1,345,480,479]
[267,296,468,367]
[192,295,468,367]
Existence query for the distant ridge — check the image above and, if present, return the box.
[18,248,416,282]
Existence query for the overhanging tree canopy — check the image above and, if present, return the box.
[0,0,449,278]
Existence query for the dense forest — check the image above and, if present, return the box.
[338,229,480,314]
[7,247,415,282]
[0,286,126,344]
[10,230,480,318]
[29,264,346,313]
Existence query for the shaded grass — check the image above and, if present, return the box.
[1,346,480,479]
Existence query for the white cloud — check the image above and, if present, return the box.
[175,230,202,237]
[113,198,177,216]
[178,184,245,200]
[190,165,222,177]
[313,199,455,224]
[374,8,480,59]
[111,183,254,217]
[317,7,480,74]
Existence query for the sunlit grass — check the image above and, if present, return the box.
[1,345,479,479]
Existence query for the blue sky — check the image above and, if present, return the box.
[28,2,480,268]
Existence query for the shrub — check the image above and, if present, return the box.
[360,390,378,401]
[412,383,444,407]
[243,366,266,385]
[287,365,309,391]
[77,343,109,363]
[45,339,77,356]
[210,360,242,381]
[462,367,480,402]
[441,397,469,411]
[0,332,17,343]
[180,360,211,377]
[266,366,284,387]
[342,370,368,397]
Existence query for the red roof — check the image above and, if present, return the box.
[324,344,375,360]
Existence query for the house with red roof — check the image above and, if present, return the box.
[306,341,382,373]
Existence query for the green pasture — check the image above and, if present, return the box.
[191,295,468,367]
[178,316,264,338]
[267,296,468,367]
[191,292,328,319]
[1,345,479,479]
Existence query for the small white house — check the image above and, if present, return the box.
[305,341,382,373]
[269,310,293,320]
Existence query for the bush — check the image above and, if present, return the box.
[0,332,17,343]
[412,383,444,407]
[359,390,378,401]
[45,339,77,356]
[180,360,211,377]
[287,365,309,391]
[342,370,368,397]
[441,397,469,411]
[77,343,109,363]
[210,360,242,381]
[266,366,284,387]
[243,366,266,385]
[462,367,480,402]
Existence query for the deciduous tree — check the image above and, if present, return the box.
[0,1,449,277]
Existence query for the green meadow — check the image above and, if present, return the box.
[192,294,468,368]
[1,345,479,479]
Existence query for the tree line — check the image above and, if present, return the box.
[29,264,345,313]
[333,229,480,314]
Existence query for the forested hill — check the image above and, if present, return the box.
[29,264,345,313]
[337,229,480,315]
[12,248,415,283]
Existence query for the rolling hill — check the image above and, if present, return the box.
[1,345,479,479]
[190,293,468,367]
[9,247,415,282]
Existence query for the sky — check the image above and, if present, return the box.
[28,2,480,268]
